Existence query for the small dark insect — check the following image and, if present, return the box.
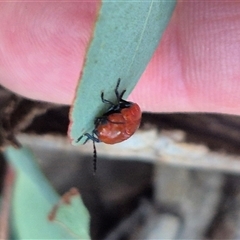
[77,78,142,173]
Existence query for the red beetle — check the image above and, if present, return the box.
[77,78,142,172]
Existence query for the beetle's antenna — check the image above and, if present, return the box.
[93,140,97,175]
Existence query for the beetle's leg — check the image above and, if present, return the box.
[119,89,126,100]
[101,78,126,106]
[101,92,114,106]
[114,78,121,100]
[115,78,126,102]
[76,131,100,144]
[76,135,84,143]
[84,132,100,143]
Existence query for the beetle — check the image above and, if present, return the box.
[76,78,142,173]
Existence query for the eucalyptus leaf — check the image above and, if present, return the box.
[49,188,90,239]
[69,0,176,145]
[4,147,90,239]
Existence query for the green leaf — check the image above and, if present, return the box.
[4,147,90,239]
[49,188,90,239]
[69,0,176,145]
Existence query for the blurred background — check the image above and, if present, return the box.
[1,85,240,239]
